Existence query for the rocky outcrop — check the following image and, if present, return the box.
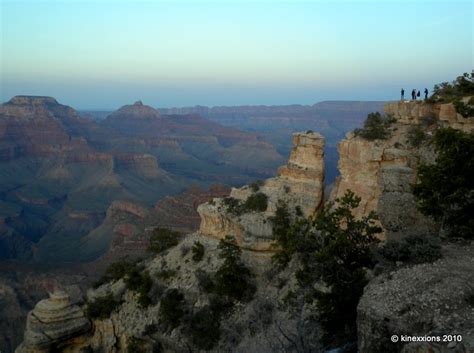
[198,132,325,251]
[107,201,149,219]
[358,244,474,353]
[114,153,161,179]
[385,99,474,133]
[15,291,91,353]
[151,184,231,233]
[331,100,473,240]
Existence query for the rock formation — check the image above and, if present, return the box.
[151,184,231,233]
[114,153,161,179]
[15,291,90,353]
[331,100,473,240]
[1,95,282,263]
[11,96,474,353]
[198,131,325,251]
[358,244,474,353]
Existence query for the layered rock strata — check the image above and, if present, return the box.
[15,291,90,353]
[198,132,324,251]
[331,100,473,240]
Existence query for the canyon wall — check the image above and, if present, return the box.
[198,131,324,251]
[331,100,473,240]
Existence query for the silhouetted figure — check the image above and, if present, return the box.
[424,88,428,99]
[401,88,405,100]
[417,90,421,98]
[412,89,416,100]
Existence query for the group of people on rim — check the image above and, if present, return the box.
[400,88,428,101]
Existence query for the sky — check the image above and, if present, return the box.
[0,0,472,109]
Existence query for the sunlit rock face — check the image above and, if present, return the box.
[15,291,90,353]
[198,131,325,251]
[331,100,474,240]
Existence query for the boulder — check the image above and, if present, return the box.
[357,244,474,353]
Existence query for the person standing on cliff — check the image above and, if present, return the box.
[424,88,428,99]
[401,88,405,100]
[412,89,416,100]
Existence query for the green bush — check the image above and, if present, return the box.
[156,268,177,281]
[214,235,255,302]
[159,288,186,331]
[354,112,394,140]
[148,228,180,254]
[249,180,264,192]
[187,296,232,350]
[270,201,293,265]
[407,125,426,147]
[191,241,205,262]
[195,269,214,293]
[93,259,141,288]
[379,234,442,264]
[242,192,268,212]
[222,197,242,214]
[127,337,146,353]
[188,304,221,350]
[412,128,474,239]
[85,292,121,319]
[124,269,153,307]
[453,99,474,118]
[431,72,474,103]
[223,193,268,215]
[298,190,381,346]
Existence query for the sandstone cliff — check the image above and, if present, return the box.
[198,131,324,251]
[331,100,473,240]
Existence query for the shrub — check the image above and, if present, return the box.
[412,128,474,239]
[270,201,293,265]
[453,99,474,118]
[214,235,256,302]
[195,269,214,293]
[191,241,205,262]
[85,292,121,319]
[295,205,303,217]
[222,193,268,215]
[187,295,232,350]
[431,72,474,103]
[299,190,381,346]
[127,337,146,353]
[155,269,177,281]
[124,269,153,307]
[379,234,442,264]
[188,304,222,350]
[159,288,186,331]
[407,125,426,147]
[148,228,180,254]
[354,112,394,140]
[222,197,242,215]
[242,192,268,212]
[92,259,140,288]
[249,180,264,192]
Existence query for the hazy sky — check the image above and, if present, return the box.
[1,0,472,109]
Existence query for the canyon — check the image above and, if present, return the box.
[11,98,473,353]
